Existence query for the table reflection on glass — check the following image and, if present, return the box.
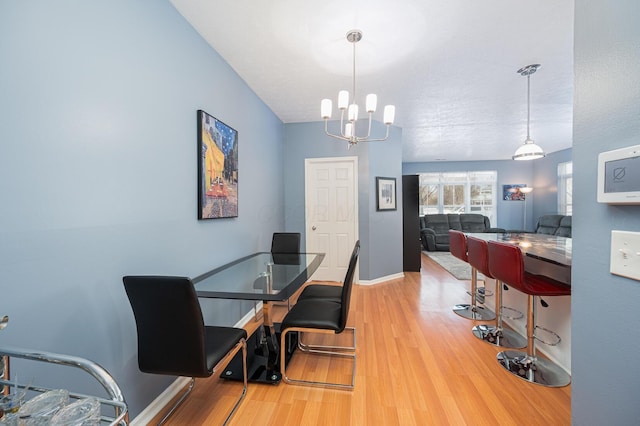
[192,252,325,384]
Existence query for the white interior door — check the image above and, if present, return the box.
[305,157,358,282]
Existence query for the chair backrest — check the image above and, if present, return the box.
[466,236,492,278]
[535,215,565,235]
[555,216,572,237]
[271,232,301,253]
[459,214,490,232]
[423,214,453,233]
[448,230,468,262]
[487,240,572,297]
[338,240,361,332]
[487,240,526,293]
[123,276,211,378]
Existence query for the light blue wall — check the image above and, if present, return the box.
[573,1,640,423]
[531,148,572,222]
[0,0,284,418]
[283,121,403,281]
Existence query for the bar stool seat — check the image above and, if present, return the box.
[487,240,571,387]
[448,230,495,321]
[467,236,526,349]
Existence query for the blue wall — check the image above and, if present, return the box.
[573,1,640,423]
[0,0,284,417]
[283,121,403,281]
[531,148,572,222]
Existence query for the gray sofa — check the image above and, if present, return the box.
[534,215,572,237]
[420,213,505,251]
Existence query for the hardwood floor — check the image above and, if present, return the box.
[162,253,571,425]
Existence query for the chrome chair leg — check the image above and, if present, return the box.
[497,296,570,387]
[472,279,527,349]
[298,326,356,352]
[280,327,355,390]
[453,268,496,321]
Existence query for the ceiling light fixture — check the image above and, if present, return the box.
[320,30,395,149]
[513,64,545,161]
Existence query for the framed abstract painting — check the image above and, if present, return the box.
[376,177,397,211]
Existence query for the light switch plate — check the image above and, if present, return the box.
[610,230,640,281]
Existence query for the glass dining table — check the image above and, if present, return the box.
[192,251,325,384]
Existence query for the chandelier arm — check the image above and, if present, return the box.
[325,119,350,142]
[339,109,346,137]
[355,125,391,143]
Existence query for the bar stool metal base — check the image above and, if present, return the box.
[472,324,526,348]
[497,350,571,387]
[452,304,495,321]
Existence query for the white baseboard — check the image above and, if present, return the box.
[130,376,191,426]
[129,310,256,425]
[357,272,405,286]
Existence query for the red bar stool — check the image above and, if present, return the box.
[467,236,526,348]
[487,240,571,387]
[449,230,495,321]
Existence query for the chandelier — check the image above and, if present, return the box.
[320,30,395,148]
[513,64,545,160]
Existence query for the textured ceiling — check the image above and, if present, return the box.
[170,0,574,162]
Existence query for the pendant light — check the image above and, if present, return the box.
[513,64,545,161]
[320,30,395,149]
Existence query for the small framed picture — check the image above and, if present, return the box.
[503,184,527,201]
[376,177,397,211]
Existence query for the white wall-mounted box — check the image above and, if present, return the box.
[597,144,640,204]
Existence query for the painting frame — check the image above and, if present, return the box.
[376,177,397,211]
[503,184,527,201]
[197,110,239,220]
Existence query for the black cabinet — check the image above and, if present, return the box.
[402,175,421,271]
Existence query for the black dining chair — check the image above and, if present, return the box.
[271,232,301,254]
[123,276,248,425]
[294,242,359,351]
[253,232,302,320]
[279,240,360,389]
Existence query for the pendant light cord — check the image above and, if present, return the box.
[352,39,357,103]
[527,73,531,140]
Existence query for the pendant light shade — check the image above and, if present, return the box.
[513,138,545,160]
[513,64,545,161]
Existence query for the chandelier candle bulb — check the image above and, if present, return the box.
[338,90,349,110]
[348,104,359,121]
[344,123,354,138]
[366,94,377,113]
[383,105,396,125]
[321,99,332,119]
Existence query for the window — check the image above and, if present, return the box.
[419,171,498,224]
[558,161,573,215]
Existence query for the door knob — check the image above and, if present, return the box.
[312,226,316,231]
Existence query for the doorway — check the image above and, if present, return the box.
[304,156,359,282]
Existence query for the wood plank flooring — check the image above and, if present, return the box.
[162,253,571,425]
